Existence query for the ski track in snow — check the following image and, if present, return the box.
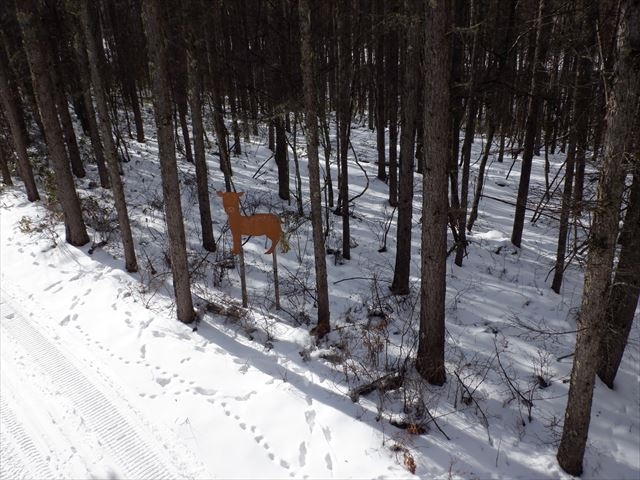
[0,286,191,480]
[0,395,55,480]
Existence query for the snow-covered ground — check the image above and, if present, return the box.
[1,121,638,479]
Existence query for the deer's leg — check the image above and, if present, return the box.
[265,232,279,254]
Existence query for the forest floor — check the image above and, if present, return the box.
[1,117,638,479]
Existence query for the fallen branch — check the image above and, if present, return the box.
[349,369,404,402]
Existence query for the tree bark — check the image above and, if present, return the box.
[299,0,330,338]
[385,0,399,207]
[337,0,352,260]
[374,0,386,182]
[511,0,552,248]
[275,114,290,201]
[0,136,13,185]
[79,0,138,273]
[72,21,110,189]
[185,2,216,253]
[416,0,450,386]
[597,174,640,387]
[0,44,39,201]
[390,0,420,295]
[557,1,639,474]
[142,0,194,323]
[16,0,89,246]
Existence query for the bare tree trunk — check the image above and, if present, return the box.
[386,0,399,206]
[142,0,194,323]
[552,57,580,293]
[79,0,138,273]
[185,1,216,253]
[511,0,551,248]
[390,0,420,295]
[598,173,640,387]
[72,23,110,189]
[374,0,386,182]
[0,137,13,185]
[16,0,89,247]
[299,0,330,338]
[275,114,290,201]
[468,120,495,231]
[0,44,39,201]
[454,12,480,266]
[337,0,352,260]
[416,0,450,386]
[557,1,639,474]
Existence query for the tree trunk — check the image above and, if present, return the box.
[468,120,495,231]
[556,1,638,474]
[551,58,580,294]
[337,0,352,260]
[185,3,216,253]
[0,44,39,201]
[79,0,138,273]
[275,114,290,201]
[511,0,551,248]
[47,37,86,180]
[73,23,110,189]
[390,0,420,295]
[374,0,386,182]
[16,0,89,247]
[597,174,640,387]
[385,0,399,206]
[0,138,13,185]
[299,0,331,338]
[142,0,194,323]
[416,0,450,386]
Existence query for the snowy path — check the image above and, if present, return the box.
[0,286,187,479]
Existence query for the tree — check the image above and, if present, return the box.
[390,0,421,295]
[416,0,451,386]
[556,0,639,474]
[16,0,89,247]
[598,174,640,387]
[0,43,39,201]
[336,0,353,260]
[299,0,330,338]
[511,0,552,248]
[78,0,138,273]
[141,0,194,323]
[184,0,216,253]
[72,27,110,189]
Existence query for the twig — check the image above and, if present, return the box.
[333,276,375,285]
[424,405,451,441]
[252,154,275,179]
[493,339,533,422]
[454,370,493,446]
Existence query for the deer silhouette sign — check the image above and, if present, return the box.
[217,191,286,255]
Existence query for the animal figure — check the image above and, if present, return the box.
[217,191,284,255]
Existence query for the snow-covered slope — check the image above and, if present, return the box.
[1,123,638,479]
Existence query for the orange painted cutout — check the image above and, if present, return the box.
[217,191,282,255]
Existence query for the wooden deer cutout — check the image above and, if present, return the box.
[217,191,283,255]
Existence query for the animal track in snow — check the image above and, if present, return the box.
[209,397,297,477]
[44,280,63,292]
[299,442,307,467]
[325,453,333,471]
[304,410,316,433]
[234,390,257,401]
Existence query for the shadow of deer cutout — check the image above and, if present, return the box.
[217,191,286,255]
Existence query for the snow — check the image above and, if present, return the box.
[1,121,639,479]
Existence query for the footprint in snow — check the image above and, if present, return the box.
[299,442,307,467]
[304,410,316,432]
